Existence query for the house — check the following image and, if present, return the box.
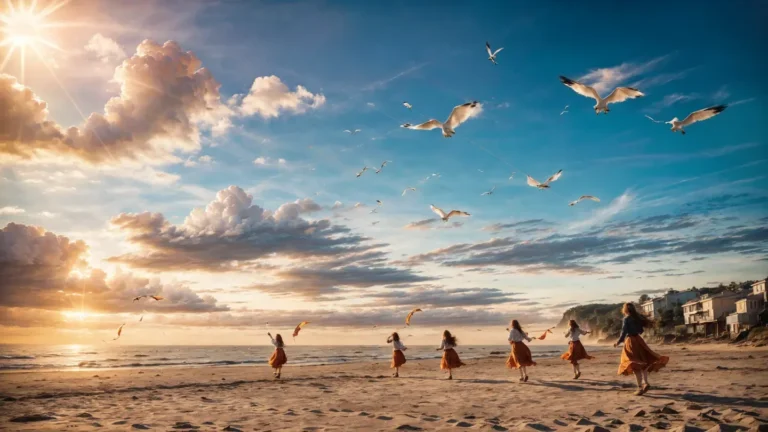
[683,290,744,336]
[726,279,767,335]
[640,289,699,320]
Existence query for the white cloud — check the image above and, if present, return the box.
[44,186,77,193]
[184,154,214,167]
[84,33,126,63]
[38,212,58,218]
[253,156,287,167]
[331,201,344,210]
[0,206,25,215]
[644,93,698,113]
[238,75,325,119]
[579,55,668,94]
[567,191,635,232]
[712,86,730,102]
[366,102,376,108]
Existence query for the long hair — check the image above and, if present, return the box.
[622,303,653,328]
[511,320,524,333]
[387,332,400,343]
[568,319,579,330]
[443,330,457,346]
[275,334,284,348]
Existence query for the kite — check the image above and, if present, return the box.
[537,327,555,340]
[405,308,422,326]
[150,295,164,301]
[113,323,125,341]
[293,321,310,339]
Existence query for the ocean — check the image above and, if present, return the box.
[0,344,611,372]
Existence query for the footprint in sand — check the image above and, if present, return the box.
[131,424,151,430]
[376,416,393,421]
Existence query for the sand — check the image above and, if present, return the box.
[1,344,767,431]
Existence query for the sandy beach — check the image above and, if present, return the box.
[1,344,767,431]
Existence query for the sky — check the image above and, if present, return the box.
[0,0,766,346]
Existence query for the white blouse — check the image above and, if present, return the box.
[392,340,407,351]
[438,340,456,351]
[508,328,532,343]
[565,328,586,342]
[270,336,283,348]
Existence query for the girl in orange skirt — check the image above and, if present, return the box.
[386,332,407,378]
[506,320,536,382]
[267,332,287,379]
[436,330,465,380]
[561,319,593,379]
[614,303,669,395]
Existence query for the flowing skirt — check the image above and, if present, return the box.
[561,340,594,365]
[617,335,669,376]
[268,348,287,368]
[506,341,537,369]
[391,349,406,368]
[440,348,465,370]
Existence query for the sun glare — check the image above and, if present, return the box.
[62,310,90,321]
[0,0,66,82]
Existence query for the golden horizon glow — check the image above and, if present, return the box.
[0,0,65,82]
[61,310,91,321]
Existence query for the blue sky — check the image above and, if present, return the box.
[0,0,766,344]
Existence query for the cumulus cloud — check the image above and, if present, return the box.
[253,156,287,167]
[0,223,226,313]
[238,75,325,119]
[184,154,214,167]
[579,55,668,94]
[84,33,126,63]
[482,219,553,233]
[363,286,526,308]
[567,192,634,232]
[404,219,437,230]
[0,206,25,215]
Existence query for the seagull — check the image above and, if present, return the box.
[354,202,364,208]
[370,208,378,214]
[402,187,417,196]
[372,221,380,226]
[375,160,391,174]
[401,101,481,138]
[569,195,601,206]
[508,172,516,180]
[403,102,412,110]
[664,105,727,135]
[344,129,361,135]
[526,169,563,189]
[481,186,496,196]
[356,167,368,178]
[560,105,569,115]
[559,76,644,115]
[430,204,470,222]
[477,169,484,173]
[485,41,504,65]
[376,200,383,206]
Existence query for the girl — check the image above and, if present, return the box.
[614,303,669,395]
[436,330,465,380]
[267,332,287,379]
[506,320,536,382]
[561,320,593,379]
[387,332,407,378]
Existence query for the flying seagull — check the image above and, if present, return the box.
[481,186,496,196]
[375,160,391,174]
[664,105,727,135]
[376,200,383,206]
[560,105,569,115]
[527,169,563,189]
[430,205,470,222]
[569,195,601,206]
[401,101,481,138]
[559,76,644,115]
[344,129,361,135]
[372,221,380,226]
[403,102,412,110]
[356,167,368,178]
[354,202,364,208]
[485,41,504,65]
[402,187,417,196]
[370,208,378,214]
[508,172,516,180]
[477,169,484,173]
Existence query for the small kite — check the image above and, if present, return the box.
[405,308,422,326]
[293,321,310,339]
[113,323,125,341]
[537,327,555,340]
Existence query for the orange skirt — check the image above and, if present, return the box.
[391,349,406,368]
[617,335,668,376]
[440,348,465,370]
[506,341,536,369]
[561,340,594,365]
[268,348,287,368]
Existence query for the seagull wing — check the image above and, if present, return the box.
[446,210,470,219]
[344,130,352,134]
[559,76,600,102]
[544,169,563,185]
[402,119,442,130]
[604,87,644,105]
[526,175,541,188]
[430,205,447,219]
[444,101,479,130]
[486,42,493,57]
[680,105,727,127]
[355,129,361,133]
[493,47,504,56]
[580,195,600,202]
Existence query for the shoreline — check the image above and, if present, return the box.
[2,345,767,430]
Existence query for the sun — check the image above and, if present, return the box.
[0,0,68,82]
[62,310,90,321]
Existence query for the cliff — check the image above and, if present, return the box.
[557,303,624,342]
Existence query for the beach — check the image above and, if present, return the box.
[1,344,766,431]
